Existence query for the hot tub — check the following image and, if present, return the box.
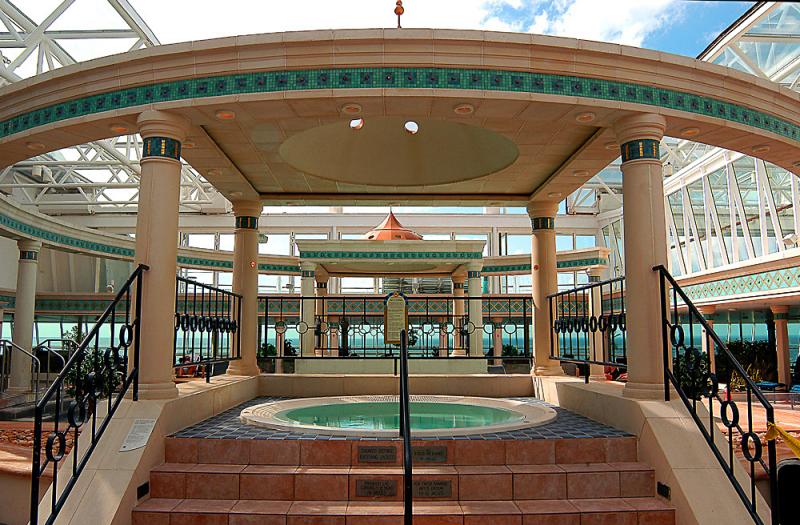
[239,395,556,437]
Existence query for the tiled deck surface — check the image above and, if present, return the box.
[173,397,630,441]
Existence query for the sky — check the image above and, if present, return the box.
[21,0,754,64]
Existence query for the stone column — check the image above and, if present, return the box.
[451,276,466,356]
[491,316,504,366]
[315,274,329,356]
[772,306,791,386]
[467,263,484,356]
[300,263,316,356]
[697,305,717,372]
[528,202,562,376]
[227,201,262,377]
[9,239,41,391]
[615,113,668,399]
[587,269,606,380]
[132,110,189,400]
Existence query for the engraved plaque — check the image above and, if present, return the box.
[358,445,398,463]
[356,479,398,497]
[412,479,452,498]
[413,445,448,463]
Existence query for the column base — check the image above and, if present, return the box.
[226,362,261,377]
[533,365,564,376]
[136,381,179,400]
[623,381,666,400]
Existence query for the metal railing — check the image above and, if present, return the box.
[655,265,777,524]
[174,277,242,382]
[257,295,532,372]
[0,339,41,399]
[547,277,627,381]
[30,264,146,525]
[398,329,412,525]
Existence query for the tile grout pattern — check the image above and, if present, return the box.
[173,397,630,441]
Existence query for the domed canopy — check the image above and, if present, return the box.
[363,211,423,241]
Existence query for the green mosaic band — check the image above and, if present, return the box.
[468,271,482,278]
[142,136,181,160]
[301,270,315,278]
[530,217,555,231]
[774,312,789,321]
[235,216,259,230]
[19,250,38,261]
[620,139,660,163]
[3,67,798,146]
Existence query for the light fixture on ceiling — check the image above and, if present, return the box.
[109,123,129,134]
[752,144,770,154]
[25,142,46,151]
[404,121,419,134]
[680,127,700,137]
[453,103,475,115]
[215,109,236,121]
[349,118,364,130]
[575,112,596,123]
[341,103,362,115]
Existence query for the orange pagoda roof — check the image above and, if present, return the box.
[363,211,423,241]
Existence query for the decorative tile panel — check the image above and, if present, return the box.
[3,67,798,146]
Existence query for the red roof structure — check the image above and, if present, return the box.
[363,211,423,240]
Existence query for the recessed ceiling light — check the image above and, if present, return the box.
[453,103,475,115]
[25,142,46,151]
[109,123,129,134]
[404,121,419,134]
[547,192,563,199]
[604,141,618,150]
[752,144,770,154]
[349,118,364,130]
[572,170,589,177]
[215,109,236,121]
[341,103,362,115]
[680,126,700,137]
[575,112,596,123]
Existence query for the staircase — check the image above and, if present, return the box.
[134,435,674,524]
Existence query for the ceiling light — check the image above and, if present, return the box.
[603,141,618,150]
[575,112,596,123]
[680,127,700,137]
[25,142,46,151]
[109,123,129,134]
[752,144,770,154]
[404,121,419,134]
[341,103,362,115]
[349,118,364,130]
[453,103,475,115]
[215,109,236,121]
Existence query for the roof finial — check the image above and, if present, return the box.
[394,1,404,29]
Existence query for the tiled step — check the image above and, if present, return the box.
[149,462,656,502]
[164,435,639,467]
[133,497,675,525]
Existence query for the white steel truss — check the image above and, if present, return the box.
[0,0,222,213]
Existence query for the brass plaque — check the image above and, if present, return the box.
[357,445,397,463]
[356,479,398,497]
[412,445,448,463]
[412,479,452,498]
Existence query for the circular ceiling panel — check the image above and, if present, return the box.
[278,117,519,187]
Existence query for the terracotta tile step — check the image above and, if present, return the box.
[133,497,675,525]
[149,462,655,502]
[165,436,638,467]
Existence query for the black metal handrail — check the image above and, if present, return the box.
[547,276,627,381]
[174,276,242,382]
[654,265,778,524]
[398,329,412,525]
[30,263,147,525]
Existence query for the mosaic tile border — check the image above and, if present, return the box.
[2,67,798,145]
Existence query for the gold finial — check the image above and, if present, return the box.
[394,1,404,28]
